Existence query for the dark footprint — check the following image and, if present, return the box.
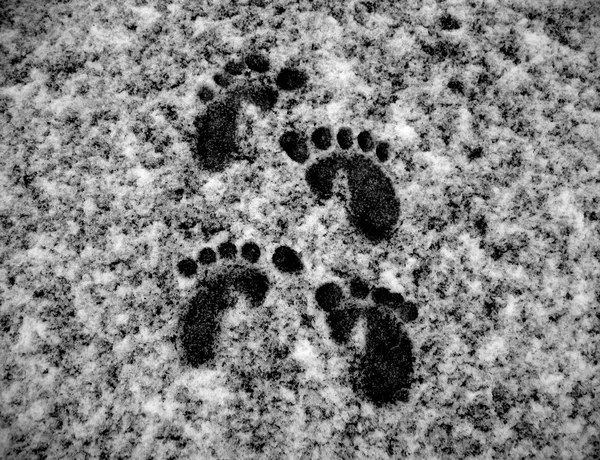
[178,243,304,368]
[280,126,400,242]
[314,277,418,406]
[178,241,269,367]
[195,52,309,172]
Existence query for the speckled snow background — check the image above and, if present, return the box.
[1,0,599,458]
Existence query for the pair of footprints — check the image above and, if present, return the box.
[178,242,418,406]
[195,52,400,242]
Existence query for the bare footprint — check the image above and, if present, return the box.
[314,277,418,406]
[177,242,304,367]
[195,51,309,171]
[280,125,400,242]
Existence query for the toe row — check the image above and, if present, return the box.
[178,241,262,276]
[210,51,308,91]
[280,126,391,164]
[178,243,305,276]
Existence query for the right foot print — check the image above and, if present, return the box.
[314,278,418,406]
[279,126,400,242]
[194,51,309,171]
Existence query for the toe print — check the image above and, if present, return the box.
[375,142,390,162]
[217,241,237,259]
[245,51,270,73]
[177,258,198,277]
[198,247,217,265]
[336,127,353,150]
[272,245,304,274]
[357,130,374,152]
[279,131,309,164]
[281,126,400,241]
[349,277,369,299]
[195,51,308,171]
[311,126,332,150]
[240,241,261,263]
[213,72,234,88]
[178,242,269,368]
[313,277,418,406]
[224,59,246,76]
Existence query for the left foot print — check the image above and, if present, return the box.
[195,51,309,171]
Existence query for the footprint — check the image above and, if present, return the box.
[178,241,269,367]
[195,51,309,171]
[314,278,418,406]
[280,126,400,242]
[177,242,304,368]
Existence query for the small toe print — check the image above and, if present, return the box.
[357,130,374,152]
[276,68,308,90]
[375,142,390,162]
[224,59,246,75]
[241,242,261,263]
[337,127,353,149]
[213,73,233,88]
[280,131,309,164]
[245,52,270,72]
[178,258,198,277]
[198,247,217,265]
[197,85,215,101]
[272,246,303,273]
[218,241,237,259]
[315,282,343,312]
[312,127,332,150]
[349,277,369,299]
